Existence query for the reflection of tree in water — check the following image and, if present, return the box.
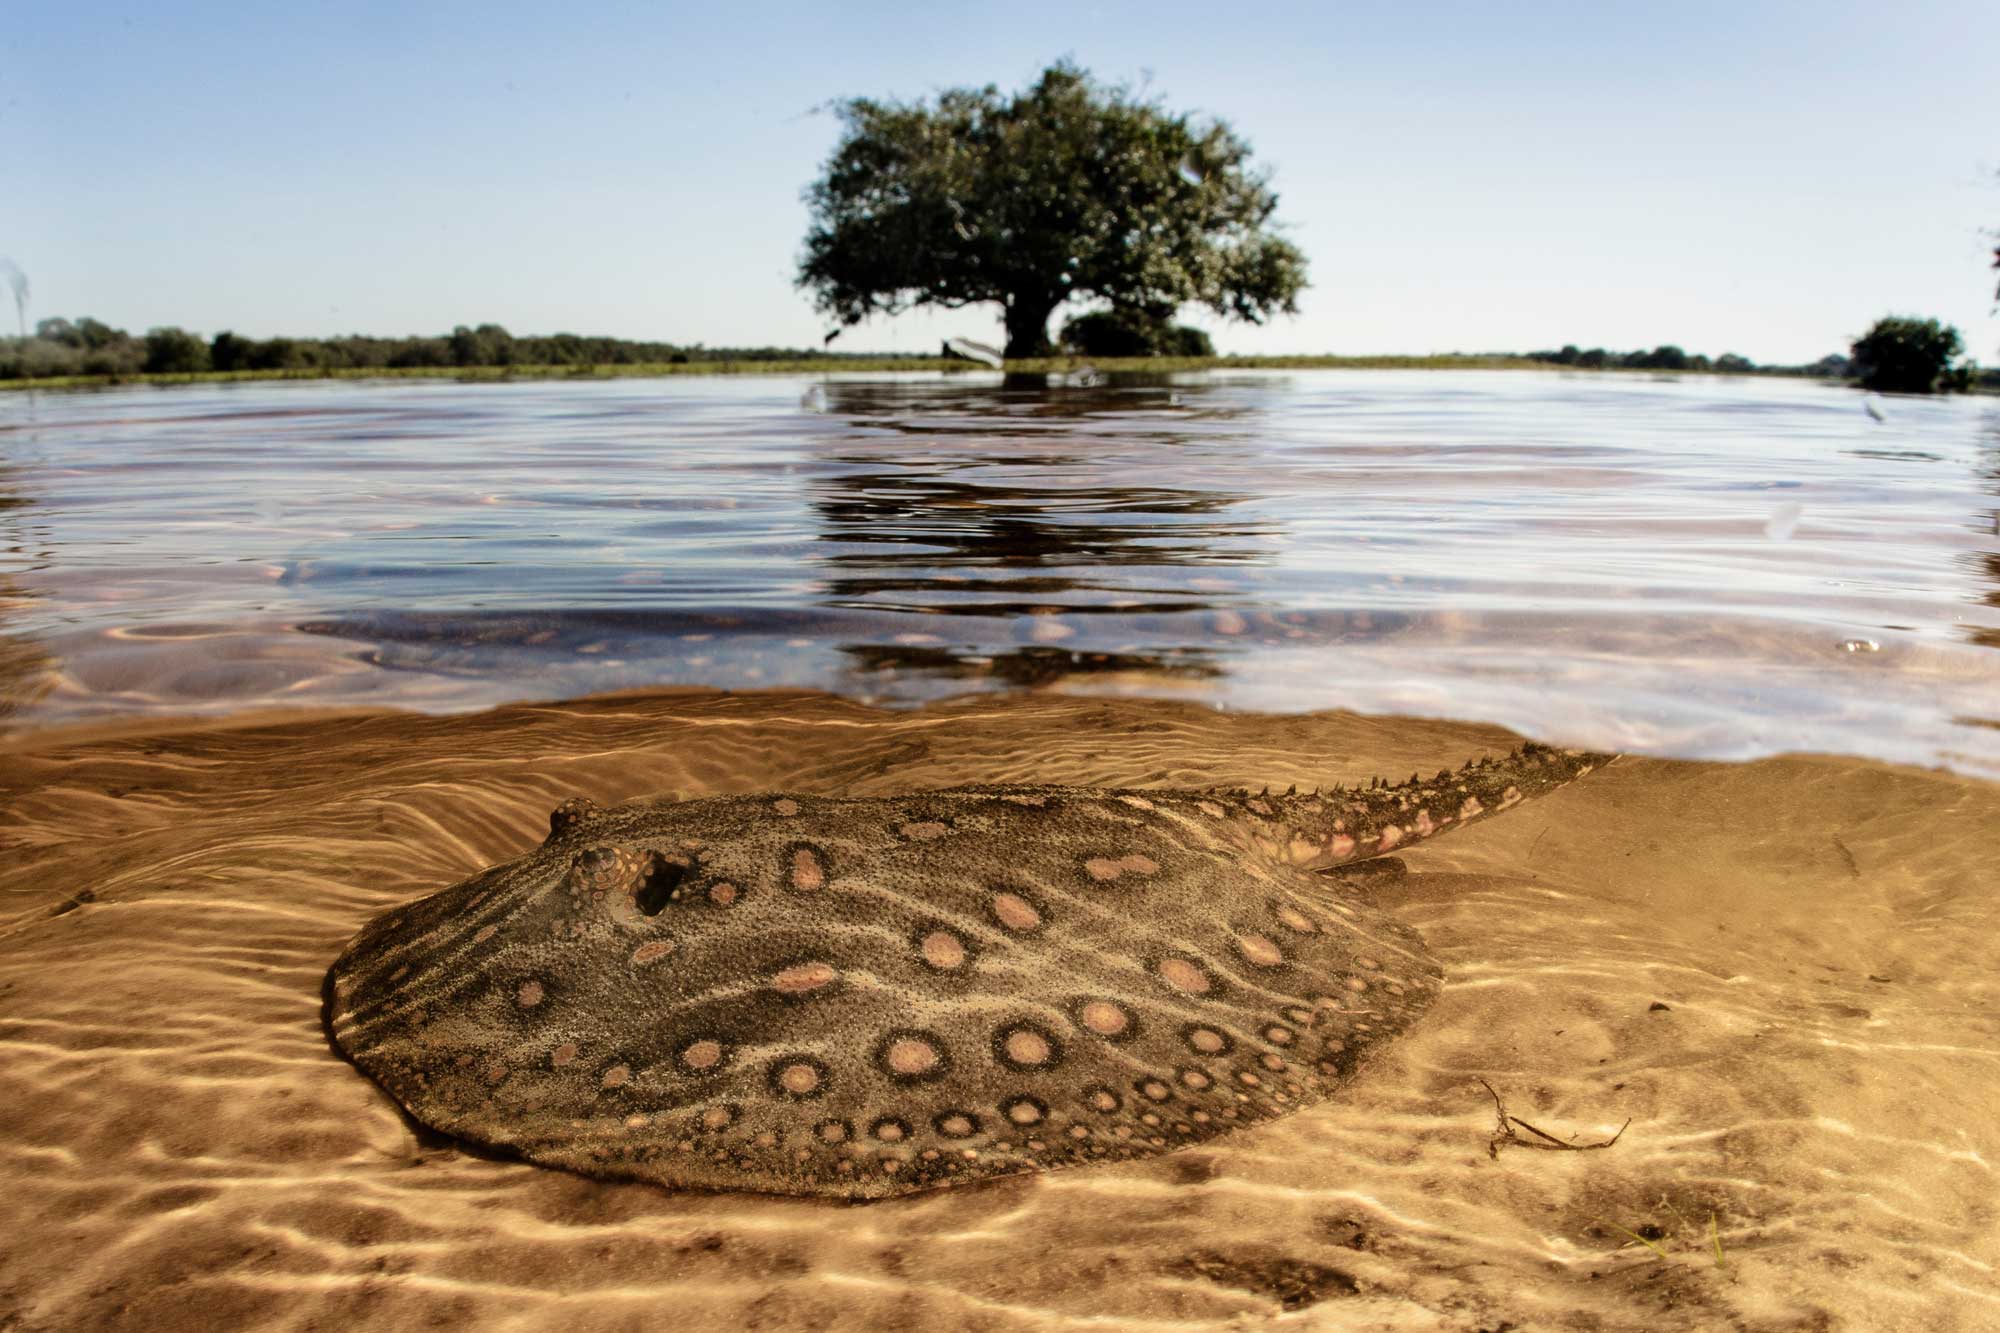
[821,374,1246,427]
[804,376,1280,688]
[814,474,1269,616]
[842,641,1224,687]
[810,377,1278,617]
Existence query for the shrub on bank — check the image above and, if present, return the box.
[1061,308,1215,357]
[1849,316,1969,394]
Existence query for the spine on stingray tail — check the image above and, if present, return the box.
[1245,741,1618,870]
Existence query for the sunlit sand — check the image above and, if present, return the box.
[4,689,1994,1329]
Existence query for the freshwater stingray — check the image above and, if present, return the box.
[327,742,1611,1198]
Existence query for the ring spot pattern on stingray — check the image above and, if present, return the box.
[1075,998,1134,1039]
[676,1038,728,1074]
[877,1030,951,1083]
[1082,852,1161,883]
[787,845,827,891]
[1157,956,1212,995]
[989,891,1043,932]
[772,961,839,996]
[934,1111,980,1138]
[1273,903,1318,933]
[916,927,969,971]
[329,748,1609,1198]
[1003,1096,1047,1126]
[769,1056,829,1099]
[1236,933,1285,967]
[1183,1024,1233,1055]
[994,1022,1062,1070]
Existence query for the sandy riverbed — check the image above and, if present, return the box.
[2,689,1994,1330]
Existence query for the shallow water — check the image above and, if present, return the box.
[1,370,1995,771]
[4,371,1999,1331]
[3,695,1996,1330]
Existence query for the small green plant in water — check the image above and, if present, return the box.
[1595,1202,1730,1270]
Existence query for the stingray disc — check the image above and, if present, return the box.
[327,784,1443,1198]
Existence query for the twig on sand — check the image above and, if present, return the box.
[1478,1078,1629,1159]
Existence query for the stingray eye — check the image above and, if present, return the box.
[634,854,690,916]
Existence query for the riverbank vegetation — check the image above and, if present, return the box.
[1524,343,1837,375]
[4,317,1989,393]
[1846,316,1975,394]
[1526,317,1990,393]
[0,346,1540,390]
[0,318,934,381]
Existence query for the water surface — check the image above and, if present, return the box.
[1,370,1994,770]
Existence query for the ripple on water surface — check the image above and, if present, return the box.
[0,370,1994,770]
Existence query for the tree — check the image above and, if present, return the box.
[798,62,1307,358]
[37,317,123,351]
[1849,316,1965,393]
[1623,344,1689,371]
[210,330,252,371]
[143,327,211,374]
[450,323,516,366]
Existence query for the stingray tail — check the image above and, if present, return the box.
[1260,741,1620,868]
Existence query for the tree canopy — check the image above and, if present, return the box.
[797,62,1307,358]
[1849,316,1966,394]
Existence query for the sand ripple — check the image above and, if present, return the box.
[2,691,1996,1329]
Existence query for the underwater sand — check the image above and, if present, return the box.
[1,690,1995,1331]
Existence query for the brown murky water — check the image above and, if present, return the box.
[3,373,1998,1330]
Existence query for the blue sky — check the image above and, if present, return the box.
[11,1,1998,363]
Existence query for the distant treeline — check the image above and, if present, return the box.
[0,319,927,380]
[4,317,1991,390]
[1523,343,1851,377]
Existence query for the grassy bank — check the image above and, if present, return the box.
[0,352,1571,392]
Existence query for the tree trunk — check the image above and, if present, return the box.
[1002,293,1058,360]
